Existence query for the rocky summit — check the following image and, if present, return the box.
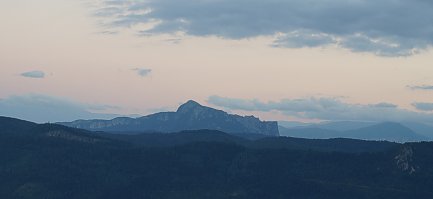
[59,100,279,136]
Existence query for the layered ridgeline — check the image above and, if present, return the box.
[2,116,433,199]
[59,100,279,136]
[279,122,429,143]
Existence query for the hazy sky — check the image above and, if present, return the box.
[2,0,433,123]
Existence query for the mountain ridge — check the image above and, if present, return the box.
[2,116,433,198]
[279,122,427,142]
[59,100,280,136]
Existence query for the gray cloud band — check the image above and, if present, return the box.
[412,102,433,111]
[96,0,433,56]
[21,70,45,78]
[208,95,433,123]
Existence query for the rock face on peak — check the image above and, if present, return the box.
[177,100,202,112]
[59,100,279,136]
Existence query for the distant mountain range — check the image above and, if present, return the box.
[59,100,279,136]
[57,99,433,142]
[279,121,430,142]
[289,121,378,131]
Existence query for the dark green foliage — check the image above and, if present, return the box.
[1,116,433,199]
[250,136,399,153]
[101,130,398,153]
[0,116,37,134]
[101,130,249,147]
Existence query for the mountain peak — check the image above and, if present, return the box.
[60,100,280,136]
[177,100,203,112]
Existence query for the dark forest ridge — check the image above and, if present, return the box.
[0,116,398,153]
[1,116,433,198]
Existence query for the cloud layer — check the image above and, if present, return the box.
[0,94,119,123]
[408,85,433,90]
[412,102,433,111]
[133,68,152,77]
[96,0,433,56]
[208,95,433,124]
[21,70,45,78]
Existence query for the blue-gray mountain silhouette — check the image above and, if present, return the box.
[59,100,279,136]
[279,122,427,142]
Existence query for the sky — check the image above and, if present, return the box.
[2,0,433,123]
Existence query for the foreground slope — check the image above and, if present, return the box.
[2,116,433,199]
[59,100,279,136]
